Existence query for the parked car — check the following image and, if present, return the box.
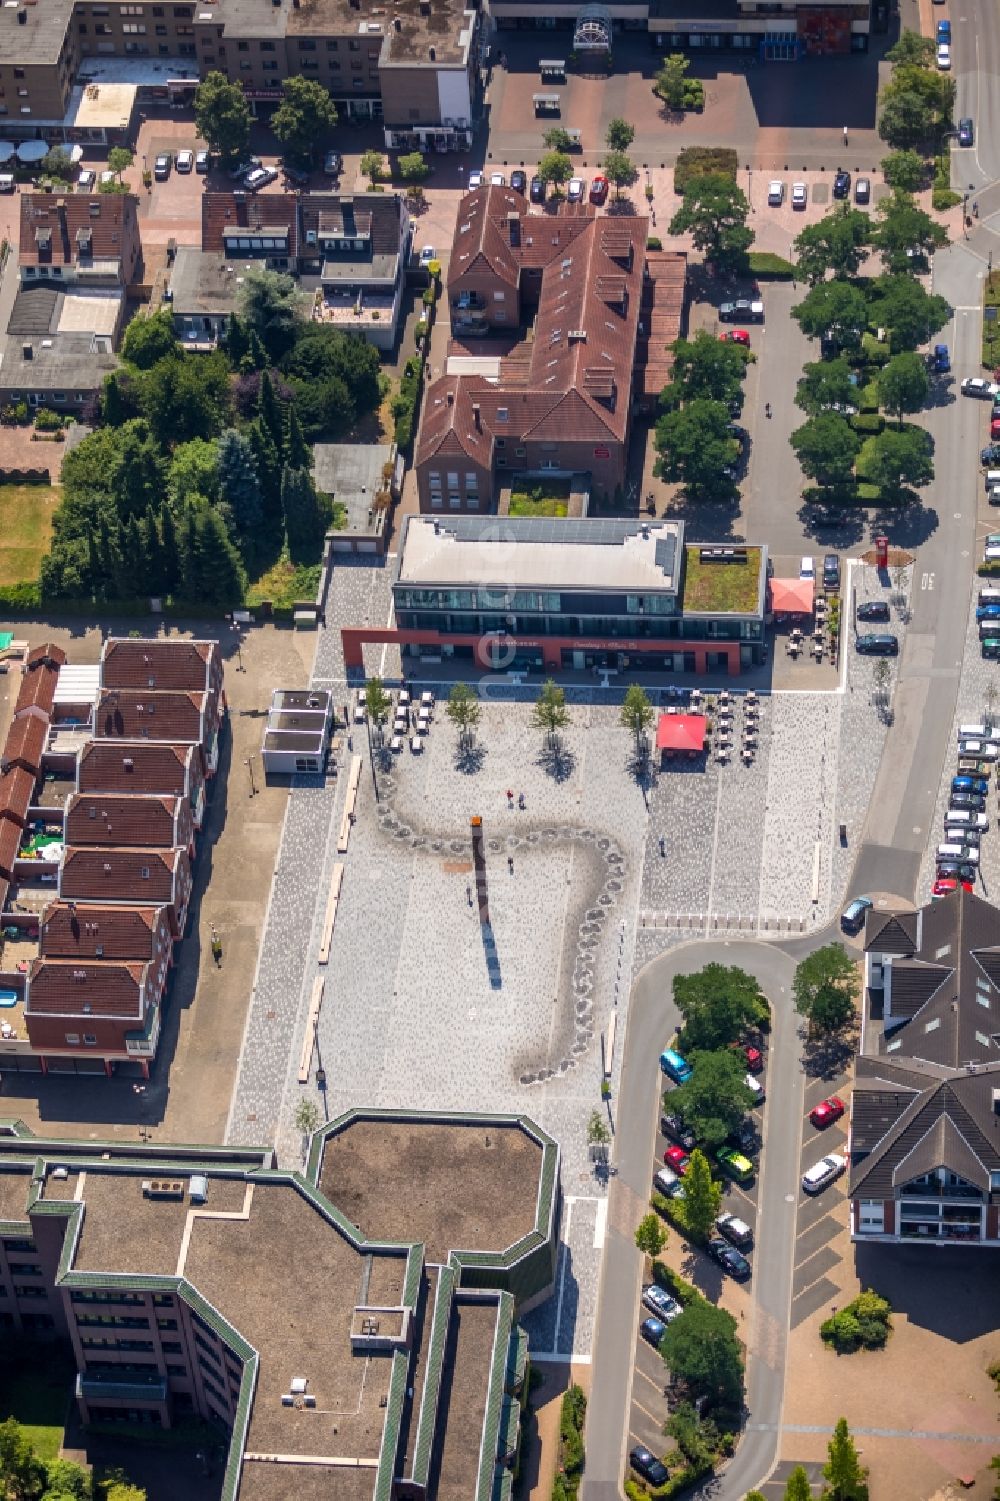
[77,168,96,190]
[418,245,437,267]
[937,42,952,67]
[589,173,608,204]
[744,1073,765,1106]
[976,604,1000,621]
[982,448,1000,469]
[153,153,172,180]
[530,175,545,203]
[832,169,851,199]
[661,1112,696,1151]
[640,1316,667,1348]
[323,150,343,176]
[176,149,194,173]
[567,177,585,201]
[857,599,890,623]
[195,150,211,174]
[950,791,987,811]
[856,633,899,655]
[742,1042,763,1073]
[719,298,764,322]
[716,1146,754,1185]
[823,553,841,589]
[630,1448,669,1488]
[228,156,261,180]
[933,877,974,896]
[663,1145,690,1174]
[854,177,871,204]
[936,860,978,881]
[810,1096,845,1129]
[490,171,505,187]
[708,1238,752,1280]
[928,343,950,372]
[282,163,310,186]
[802,1153,847,1194]
[716,1211,753,1251]
[799,555,815,580]
[953,775,989,795]
[244,166,279,191]
[660,1048,693,1084]
[767,179,785,205]
[642,1283,681,1321]
[510,169,527,193]
[936,17,952,42]
[841,895,873,934]
[719,329,750,345]
[959,117,975,146]
[654,1166,682,1199]
[728,1116,757,1155]
[960,739,1000,760]
[963,377,1000,398]
[468,170,483,189]
[791,181,808,209]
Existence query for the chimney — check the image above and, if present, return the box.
[446,391,454,406]
[472,402,481,431]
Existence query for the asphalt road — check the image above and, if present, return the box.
[583,942,801,1501]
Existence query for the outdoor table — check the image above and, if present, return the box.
[399,690,412,706]
[410,735,424,753]
[390,734,404,753]
[354,705,366,723]
[421,691,434,707]
[418,709,431,726]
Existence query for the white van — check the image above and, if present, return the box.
[979,588,1000,606]
[937,842,967,861]
[959,724,988,740]
[985,470,1000,489]
[945,810,989,830]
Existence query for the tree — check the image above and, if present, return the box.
[668,172,753,276]
[790,413,859,490]
[882,147,927,192]
[272,76,337,165]
[634,1212,666,1257]
[105,1485,146,1501]
[42,1457,92,1499]
[793,943,859,1034]
[121,307,178,369]
[655,397,739,499]
[240,269,302,362]
[602,149,637,198]
[587,1108,610,1146]
[824,1418,868,1501]
[662,330,748,407]
[886,30,936,65]
[139,350,231,446]
[606,117,635,151]
[879,62,954,149]
[281,466,327,560]
[398,150,430,182]
[248,416,283,535]
[445,681,481,749]
[364,676,391,733]
[655,52,692,111]
[360,149,384,187]
[256,368,286,449]
[537,150,573,190]
[159,501,181,594]
[864,426,934,491]
[108,146,134,180]
[659,1299,744,1405]
[793,205,870,284]
[673,963,767,1052]
[877,351,930,425]
[620,683,654,757]
[681,1148,721,1240]
[542,126,574,153]
[872,189,948,273]
[168,437,220,506]
[0,1417,47,1499]
[783,1465,813,1501]
[194,71,251,164]
[665,1402,715,1468]
[282,402,310,470]
[532,678,570,749]
[294,1097,323,1136]
[184,501,246,605]
[670,1050,755,1148]
[41,146,74,182]
[795,358,858,418]
[217,428,263,542]
[791,280,868,347]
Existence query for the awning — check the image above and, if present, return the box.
[68,144,84,164]
[16,140,49,163]
[656,713,707,754]
[768,576,815,614]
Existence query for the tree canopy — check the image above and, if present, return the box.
[654,397,738,499]
[239,268,303,363]
[793,943,860,1034]
[863,425,934,492]
[867,272,949,352]
[790,413,860,490]
[669,1049,756,1148]
[793,205,870,284]
[606,117,635,151]
[120,307,179,370]
[877,351,930,425]
[668,172,753,276]
[795,358,858,418]
[542,126,575,154]
[602,149,637,197]
[658,1299,744,1405]
[194,70,251,164]
[537,150,573,187]
[791,281,868,346]
[662,330,748,407]
[272,76,338,164]
[824,1418,869,1501]
[872,189,948,273]
[673,963,767,1052]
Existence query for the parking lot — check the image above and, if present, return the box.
[791,1071,852,1330]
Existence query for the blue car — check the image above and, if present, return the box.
[937,18,951,41]
[953,775,989,795]
[659,1048,693,1084]
[977,605,1000,621]
[929,342,950,372]
[640,1316,667,1348]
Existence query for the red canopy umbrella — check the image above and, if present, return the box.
[768,577,814,615]
[656,713,707,755]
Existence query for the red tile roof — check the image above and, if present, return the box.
[101,639,220,695]
[77,741,199,798]
[300,192,406,258]
[60,847,186,905]
[25,643,66,669]
[0,764,35,828]
[0,820,21,879]
[40,902,169,961]
[202,192,300,258]
[14,662,58,718]
[26,957,147,1019]
[95,690,207,746]
[637,251,686,400]
[65,794,186,850]
[19,193,139,271]
[2,713,47,775]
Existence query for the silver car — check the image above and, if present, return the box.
[801,1153,846,1194]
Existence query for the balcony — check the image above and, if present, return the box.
[453,293,485,312]
[77,1372,168,1403]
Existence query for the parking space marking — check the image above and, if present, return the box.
[632,1394,665,1427]
[594,1196,608,1250]
[634,1361,665,1396]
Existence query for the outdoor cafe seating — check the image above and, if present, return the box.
[390,734,404,753]
[410,735,424,754]
[399,689,412,707]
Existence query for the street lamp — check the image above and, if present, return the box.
[245,754,257,797]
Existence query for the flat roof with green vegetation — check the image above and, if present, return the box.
[680,545,764,615]
[508,482,570,518]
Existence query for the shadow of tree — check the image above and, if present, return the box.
[537,739,577,783]
[800,1023,857,1080]
[455,741,488,775]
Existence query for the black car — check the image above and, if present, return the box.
[510,169,527,194]
[727,1116,758,1154]
[856,633,899,656]
[630,1448,669,1488]
[530,175,545,204]
[823,552,840,589]
[707,1237,752,1280]
[661,1112,697,1151]
[936,860,978,883]
[856,599,890,623]
[832,169,851,199]
[282,163,310,186]
[959,117,975,146]
[983,445,1000,466]
[950,791,987,812]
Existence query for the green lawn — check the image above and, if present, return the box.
[680,545,763,614]
[0,483,60,587]
[0,1348,75,1460]
[509,482,571,518]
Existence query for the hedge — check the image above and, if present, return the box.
[650,1257,706,1310]
[624,1458,714,1501]
[748,251,795,280]
[849,413,885,435]
[0,581,41,611]
[932,153,962,212]
[860,332,891,366]
[647,237,662,251]
[984,270,1000,371]
[673,147,737,195]
[979,560,1000,576]
[651,1191,709,1248]
[553,1384,587,1501]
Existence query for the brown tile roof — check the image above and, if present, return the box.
[60,847,186,905]
[25,643,66,669]
[0,820,20,879]
[202,192,300,258]
[101,639,220,695]
[40,902,168,961]
[447,186,524,291]
[27,957,146,1019]
[77,741,198,797]
[14,663,59,718]
[64,794,184,850]
[95,690,207,746]
[19,193,138,270]
[300,193,405,257]
[2,713,48,775]
[637,250,686,400]
[0,764,35,828]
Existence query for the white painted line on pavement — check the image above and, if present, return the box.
[593,1196,608,1250]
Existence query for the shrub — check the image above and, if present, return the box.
[682,79,704,110]
[0,580,41,611]
[673,146,737,194]
[414,319,428,343]
[555,1384,587,1499]
[856,481,884,503]
[650,1257,705,1310]
[858,379,881,412]
[33,406,64,431]
[422,282,437,308]
[979,560,1000,576]
[860,333,891,366]
[932,153,962,211]
[748,251,795,280]
[647,237,662,251]
[849,413,885,435]
[820,1290,892,1352]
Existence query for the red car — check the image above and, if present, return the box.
[589,174,608,204]
[933,877,974,897]
[992,417,1000,440]
[719,329,750,345]
[809,1096,845,1129]
[744,1044,764,1074]
[663,1146,690,1173]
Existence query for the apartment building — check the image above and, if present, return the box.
[64,793,195,854]
[75,741,207,828]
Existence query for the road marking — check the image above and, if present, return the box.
[922,571,936,590]
[594,1196,608,1249]
[634,1364,665,1396]
[632,1396,665,1427]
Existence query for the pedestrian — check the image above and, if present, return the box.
[765,402,772,419]
[466,883,473,906]
[347,733,353,752]
[843,124,848,146]
[518,791,526,810]
[659,836,666,857]
[507,788,514,808]
[508,855,514,874]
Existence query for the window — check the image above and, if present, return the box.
[349,37,359,48]
[120,6,145,14]
[95,22,111,32]
[122,24,147,33]
[140,866,150,879]
[260,38,275,49]
[79,23,88,31]
[351,59,362,70]
[857,1201,884,1233]
[16,88,27,97]
[326,37,338,48]
[65,1032,80,1045]
[262,60,278,70]
[237,38,248,48]
[496,407,509,422]
[493,290,505,302]
[465,472,478,490]
[299,37,315,48]
[83,1034,97,1046]
[13,68,24,78]
[155,24,166,32]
